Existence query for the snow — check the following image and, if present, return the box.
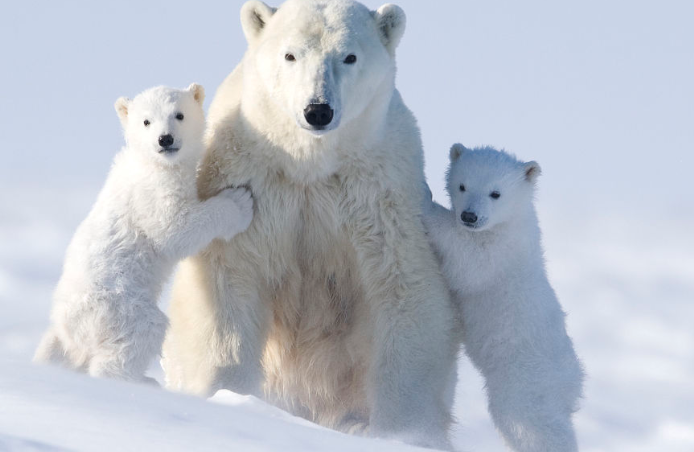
[0,357,429,452]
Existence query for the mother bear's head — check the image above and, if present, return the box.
[239,0,406,138]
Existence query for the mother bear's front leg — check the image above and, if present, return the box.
[162,241,272,397]
[346,187,459,450]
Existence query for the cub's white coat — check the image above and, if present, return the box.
[162,0,458,449]
[34,85,254,382]
[423,145,584,452]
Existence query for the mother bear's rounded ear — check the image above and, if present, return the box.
[241,1,277,44]
[373,4,406,55]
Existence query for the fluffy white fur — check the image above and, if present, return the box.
[161,1,458,449]
[423,144,584,452]
[34,85,254,383]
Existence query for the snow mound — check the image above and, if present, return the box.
[0,357,431,452]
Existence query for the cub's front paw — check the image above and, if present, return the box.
[219,187,254,238]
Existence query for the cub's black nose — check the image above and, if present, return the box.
[461,211,478,224]
[304,104,334,127]
[159,134,174,147]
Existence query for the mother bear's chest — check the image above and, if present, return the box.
[254,174,367,337]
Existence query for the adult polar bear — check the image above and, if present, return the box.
[163,0,458,448]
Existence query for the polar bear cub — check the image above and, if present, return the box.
[423,144,584,452]
[34,84,254,382]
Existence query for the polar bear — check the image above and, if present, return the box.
[422,144,584,452]
[34,85,254,383]
[161,0,458,449]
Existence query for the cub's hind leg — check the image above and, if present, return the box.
[88,301,168,383]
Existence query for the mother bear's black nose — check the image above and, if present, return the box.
[304,104,334,127]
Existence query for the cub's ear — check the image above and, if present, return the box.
[187,83,205,107]
[449,143,467,162]
[241,1,276,44]
[114,97,131,128]
[373,4,406,54]
[524,161,542,183]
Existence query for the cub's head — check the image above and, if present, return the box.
[115,84,205,165]
[240,0,405,136]
[446,144,541,231]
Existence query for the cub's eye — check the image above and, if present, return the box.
[459,184,465,192]
[344,54,357,64]
[143,120,150,127]
[175,113,184,121]
[285,53,296,62]
[490,191,501,199]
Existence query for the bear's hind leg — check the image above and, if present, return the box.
[483,359,582,452]
[88,302,168,383]
[488,391,579,452]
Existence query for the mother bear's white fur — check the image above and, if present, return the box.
[162,0,458,449]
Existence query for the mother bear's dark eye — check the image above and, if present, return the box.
[344,54,357,64]
[176,113,184,121]
[459,184,465,192]
[143,120,150,127]
[285,53,296,62]
[490,191,501,199]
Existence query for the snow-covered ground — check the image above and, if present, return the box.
[0,355,431,452]
[1,184,692,452]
